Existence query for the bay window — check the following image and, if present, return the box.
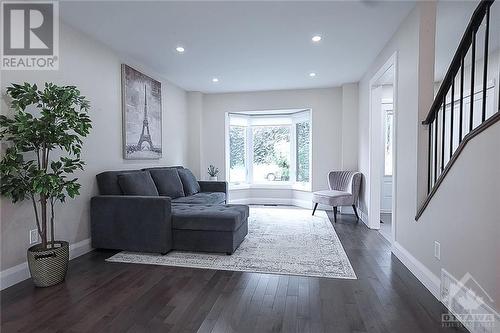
[229,125,246,183]
[227,110,311,188]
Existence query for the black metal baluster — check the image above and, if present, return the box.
[428,123,432,193]
[418,1,495,221]
[470,31,476,132]
[482,5,490,122]
[441,98,446,172]
[434,116,438,184]
[450,80,455,157]
[459,57,464,141]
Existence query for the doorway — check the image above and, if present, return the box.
[379,87,394,242]
[368,53,397,244]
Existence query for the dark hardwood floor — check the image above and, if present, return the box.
[1,210,466,333]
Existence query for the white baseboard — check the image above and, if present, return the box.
[358,209,369,226]
[0,262,29,291]
[0,238,93,290]
[230,197,314,209]
[292,199,313,209]
[69,238,92,260]
[392,241,441,299]
[229,198,359,216]
[229,198,294,206]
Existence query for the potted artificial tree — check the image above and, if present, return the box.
[0,83,91,287]
[207,164,220,181]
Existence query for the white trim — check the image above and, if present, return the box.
[229,198,363,216]
[0,262,29,291]
[357,208,373,228]
[392,241,440,299]
[230,198,296,206]
[226,110,312,186]
[0,238,93,290]
[368,51,398,245]
[358,209,369,226]
[293,199,313,209]
[69,238,92,260]
[229,182,312,192]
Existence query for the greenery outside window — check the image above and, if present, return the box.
[227,110,311,189]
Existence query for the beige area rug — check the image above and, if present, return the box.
[107,206,357,279]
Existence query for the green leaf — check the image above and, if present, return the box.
[0,82,92,233]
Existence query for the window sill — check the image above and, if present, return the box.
[229,183,311,191]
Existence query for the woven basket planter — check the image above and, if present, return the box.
[27,241,69,287]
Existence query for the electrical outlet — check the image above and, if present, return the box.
[29,229,39,245]
[434,241,441,260]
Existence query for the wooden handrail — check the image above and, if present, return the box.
[423,0,493,125]
[416,111,500,220]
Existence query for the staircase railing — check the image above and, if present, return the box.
[416,0,499,220]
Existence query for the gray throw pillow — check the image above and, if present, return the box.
[117,171,159,196]
[177,168,201,195]
[149,168,185,198]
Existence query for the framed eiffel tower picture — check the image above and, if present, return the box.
[121,64,162,159]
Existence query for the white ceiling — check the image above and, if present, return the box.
[61,1,415,93]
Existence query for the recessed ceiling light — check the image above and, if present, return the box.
[312,35,322,42]
[212,77,219,83]
[175,46,185,53]
[309,72,317,77]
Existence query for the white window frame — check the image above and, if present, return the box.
[226,110,311,190]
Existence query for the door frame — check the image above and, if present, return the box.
[367,52,398,244]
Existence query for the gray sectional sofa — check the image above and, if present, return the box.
[90,166,249,254]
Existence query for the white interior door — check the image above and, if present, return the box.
[380,103,393,213]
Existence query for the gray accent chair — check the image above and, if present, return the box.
[312,171,362,223]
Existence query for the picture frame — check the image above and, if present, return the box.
[121,64,162,159]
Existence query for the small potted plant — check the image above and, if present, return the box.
[207,164,220,181]
[0,83,91,287]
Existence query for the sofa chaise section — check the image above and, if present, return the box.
[171,204,249,254]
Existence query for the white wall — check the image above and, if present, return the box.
[358,2,499,312]
[191,86,358,194]
[341,83,359,170]
[0,22,189,271]
[186,92,203,177]
[418,119,500,312]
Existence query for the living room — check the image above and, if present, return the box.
[1,1,499,332]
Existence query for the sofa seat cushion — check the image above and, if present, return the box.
[177,168,201,195]
[171,192,225,205]
[149,168,185,198]
[171,204,249,231]
[312,190,353,206]
[117,171,159,196]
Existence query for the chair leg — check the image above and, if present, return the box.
[312,203,318,216]
[333,207,338,223]
[352,205,360,221]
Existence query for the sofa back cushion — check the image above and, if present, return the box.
[149,168,185,198]
[142,166,184,172]
[96,170,140,195]
[177,168,200,196]
[117,171,159,196]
